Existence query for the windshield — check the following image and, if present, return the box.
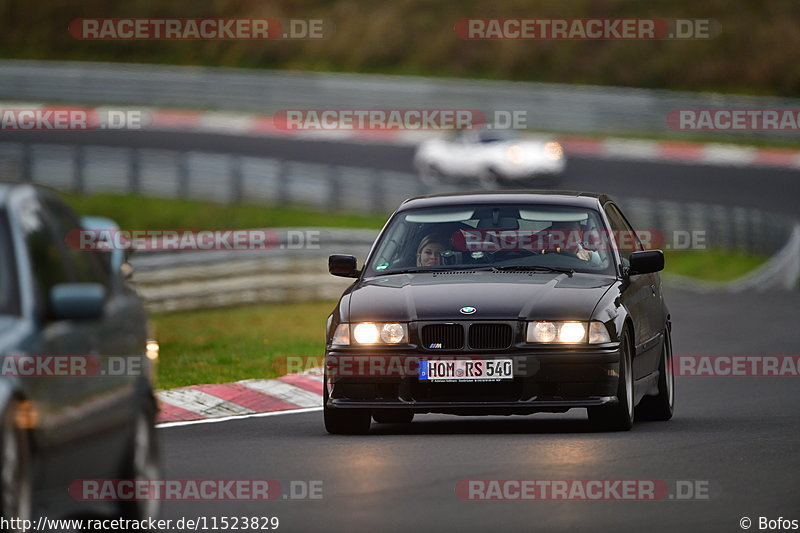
[365,203,617,277]
[0,209,21,316]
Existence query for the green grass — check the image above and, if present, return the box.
[59,192,388,230]
[152,300,334,390]
[663,249,767,281]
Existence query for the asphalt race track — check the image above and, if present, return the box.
[8,130,798,531]
[156,291,800,533]
[3,129,800,215]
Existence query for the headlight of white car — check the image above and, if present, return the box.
[506,145,525,164]
[544,141,564,161]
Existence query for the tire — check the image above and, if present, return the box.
[0,400,33,533]
[120,404,162,521]
[372,410,414,424]
[635,326,674,421]
[588,328,634,432]
[323,377,371,435]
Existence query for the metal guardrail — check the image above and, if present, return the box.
[2,140,797,310]
[2,60,800,138]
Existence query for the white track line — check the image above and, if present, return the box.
[157,406,322,429]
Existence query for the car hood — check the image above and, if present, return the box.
[347,272,615,322]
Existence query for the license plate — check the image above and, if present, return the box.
[419,359,514,382]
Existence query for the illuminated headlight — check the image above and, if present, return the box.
[506,145,525,164]
[526,321,610,344]
[145,339,160,360]
[544,141,564,161]
[349,322,408,345]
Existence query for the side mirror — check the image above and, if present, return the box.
[329,254,360,278]
[628,250,664,275]
[50,283,106,320]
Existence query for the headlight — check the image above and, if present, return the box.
[544,141,563,161]
[506,145,525,164]
[526,321,610,344]
[348,322,408,345]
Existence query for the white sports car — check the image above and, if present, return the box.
[413,128,566,188]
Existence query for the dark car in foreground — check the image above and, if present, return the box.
[0,184,160,528]
[324,191,673,434]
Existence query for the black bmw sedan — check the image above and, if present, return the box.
[325,191,673,434]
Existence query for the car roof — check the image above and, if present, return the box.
[397,190,613,211]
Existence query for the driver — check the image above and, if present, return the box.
[416,234,451,266]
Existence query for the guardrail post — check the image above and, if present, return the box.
[73,145,85,194]
[277,159,289,205]
[230,155,243,204]
[177,152,189,198]
[372,169,385,213]
[328,165,341,210]
[20,143,33,183]
[129,147,141,195]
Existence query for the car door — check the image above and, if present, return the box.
[32,192,139,488]
[603,202,661,379]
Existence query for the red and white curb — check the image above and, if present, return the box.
[156,369,323,428]
[4,101,800,170]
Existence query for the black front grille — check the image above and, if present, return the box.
[421,324,464,350]
[468,324,514,350]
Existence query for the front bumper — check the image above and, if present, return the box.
[325,349,620,415]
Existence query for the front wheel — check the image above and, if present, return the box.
[588,329,634,432]
[120,404,162,520]
[635,326,674,421]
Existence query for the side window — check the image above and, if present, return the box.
[40,193,110,287]
[604,203,642,268]
[17,194,71,314]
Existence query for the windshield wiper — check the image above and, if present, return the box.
[378,266,494,276]
[378,268,442,275]
[492,265,574,277]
